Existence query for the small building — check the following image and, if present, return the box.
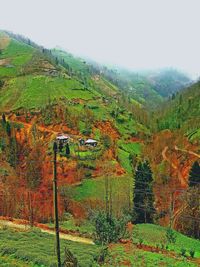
[56,134,69,144]
[85,139,98,147]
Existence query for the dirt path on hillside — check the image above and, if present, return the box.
[162,146,186,187]
[162,146,178,169]
[10,118,58,135]
[174,145,200,159]
[0,220,94,245]
[162,145,200,186]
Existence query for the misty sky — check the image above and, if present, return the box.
[0,0,199,78]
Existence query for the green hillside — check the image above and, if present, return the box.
[134,224,200,257]
[0,32,100,111]
[155,81,200,141]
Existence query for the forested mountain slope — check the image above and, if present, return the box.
[155,81,200,142]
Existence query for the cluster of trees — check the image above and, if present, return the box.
[132,158,200,239]
[178,161,200,239]
[0,114,20,168]
[133,161,155,223]
[93,158,155,245]
[0,114,61,224]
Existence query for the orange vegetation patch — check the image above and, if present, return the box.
[68,201,87,220]
[121,260,131,266]
[95,120,120,140]
[115,162,126,176]
[145,130,199,227]
[93,163,125,177]
[129,136,144,143]
[47,124,79,136]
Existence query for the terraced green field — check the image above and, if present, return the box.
[0,75,98,110]
[0,228,100,267]
[0,38,34,78]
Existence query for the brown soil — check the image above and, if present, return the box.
[95,120,120,140]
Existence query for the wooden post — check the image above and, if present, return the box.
[53,141,61,267]
[169,191,174,229]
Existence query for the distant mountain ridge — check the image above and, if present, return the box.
[0,30,191,111]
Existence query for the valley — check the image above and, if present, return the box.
[0,30,199,266]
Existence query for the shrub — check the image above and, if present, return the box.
[97,246,108,264]
[189,249,195,258]
[101,134,112,149]
[180,248,186,257]
[139,238,144,245]
[62,247,78,267]
[0,246,17,255]
[161,243,165,249]
[93,211,129,245]
[0,79,4,88]
[85,170,92,179]
[166,227,176,244]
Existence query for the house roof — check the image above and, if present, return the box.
[85,139,97,143]
[56,134,69,140]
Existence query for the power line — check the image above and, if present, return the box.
[134,206,200,223]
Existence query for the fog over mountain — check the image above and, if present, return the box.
[0,0,200,79]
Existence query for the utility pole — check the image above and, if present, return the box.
[169,191,174,229]
[53,141,61,267]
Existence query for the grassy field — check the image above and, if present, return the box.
[0,255,35,267]
[103,244,198,267]
[73,175,131,202]
[133,224,200,258]
[117,148,132,173]
[48,214,95,235]
[0,75,98,110]
[0,38,34,78]
[0,228,100,267]
[0,224,199,266]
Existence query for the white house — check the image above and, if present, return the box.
[56,134,69,143]
[85,139,98,147]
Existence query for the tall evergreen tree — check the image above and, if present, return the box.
[65,143,70,156]
[133,160,155,223]
[5,122,11,137]
[2,113,6,124]
[189,161,200,187]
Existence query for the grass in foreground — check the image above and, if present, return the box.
[0,224,200,266]
[0,228,100,267]
[103,244,198,267]
[0,255,35,267]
